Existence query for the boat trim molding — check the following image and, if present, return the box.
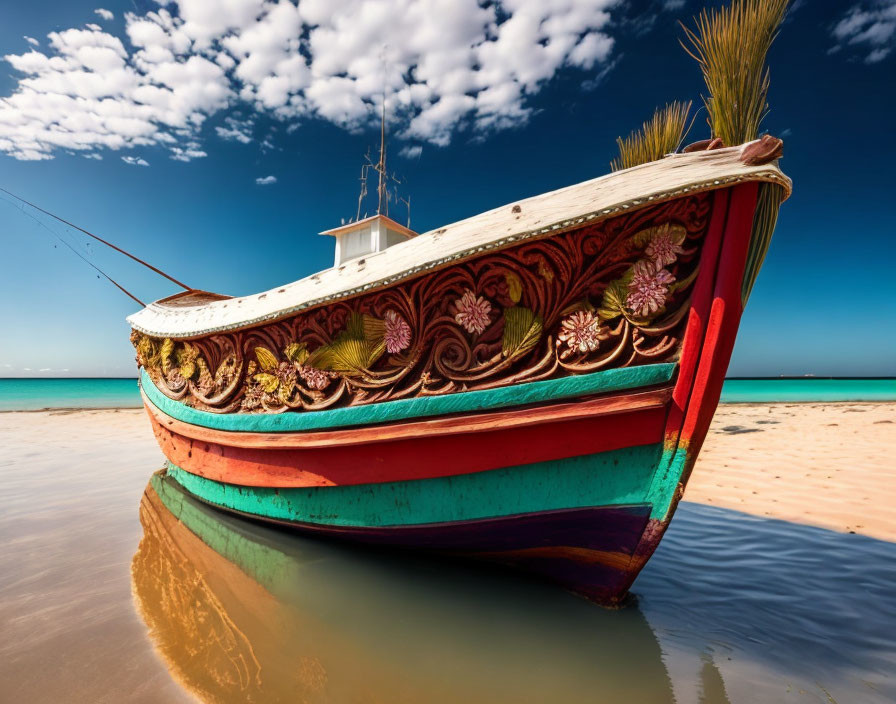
[140,361,676,433]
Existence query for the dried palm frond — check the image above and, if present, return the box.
[611,101,693,172]
[681,0,789,146]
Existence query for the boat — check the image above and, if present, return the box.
[133,471,678,702]
[127,0,792,606]
[128,138,789,605]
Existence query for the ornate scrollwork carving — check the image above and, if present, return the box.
[133,193,711,414]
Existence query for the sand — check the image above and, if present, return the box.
[685,402,896,542]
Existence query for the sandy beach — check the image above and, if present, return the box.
[686,402,896,541]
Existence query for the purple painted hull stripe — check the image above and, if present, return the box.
[203,502,651,556]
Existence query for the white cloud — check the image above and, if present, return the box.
[24,36,39,47]
[215,115,254,143]
[1,0,623,161]
[170,145,207,161]
[399,144,422,159]
[95,8,114,21]
[831,2,896,63]
[122,155,149,166]
[255,174,276,184]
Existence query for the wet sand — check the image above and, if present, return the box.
[0,404,894,703]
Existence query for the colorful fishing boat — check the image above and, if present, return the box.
[128,135,790,605]
[126,0,793,607]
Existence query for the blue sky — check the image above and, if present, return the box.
[0,0,894,378]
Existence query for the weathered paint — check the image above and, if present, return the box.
[140,362,676,434]
[166,441,669,528]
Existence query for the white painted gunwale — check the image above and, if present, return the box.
[128,144,791,339]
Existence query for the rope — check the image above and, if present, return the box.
[0,194,146,306]
[0,186,192,291]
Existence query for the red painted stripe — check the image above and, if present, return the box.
[666,188,731,438]
[150,401,668,488]
[679,182,758,454]
[143,386,671,450]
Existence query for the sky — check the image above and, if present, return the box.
[0,0,894,378]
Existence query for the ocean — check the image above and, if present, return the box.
[1,376,895,411]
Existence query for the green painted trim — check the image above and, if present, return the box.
[167,442,666,528]
[645,446,690,520]
[141,362,676,434]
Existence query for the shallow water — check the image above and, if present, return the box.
[1,412,894,703]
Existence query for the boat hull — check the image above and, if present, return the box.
[134,178,785,605]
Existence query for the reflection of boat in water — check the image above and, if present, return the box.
[133,471,677,703]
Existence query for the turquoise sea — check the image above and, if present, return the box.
[1,376,895,411]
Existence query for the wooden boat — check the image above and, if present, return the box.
[129,141,790,605]
[133,470,677,702]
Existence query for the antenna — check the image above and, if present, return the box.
[351,51,412,226]
[376,87,387,216]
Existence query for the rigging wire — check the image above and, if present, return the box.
[0,186,192,292]
[0,193,146,307]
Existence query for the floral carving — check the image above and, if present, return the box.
[645,225,685,267]
[132,193,711,413]
[454,289,492,334]
[626,260,676,317]
[384,310,411,353]
[558,310,604,355]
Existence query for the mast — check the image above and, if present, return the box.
[376,92,387,216]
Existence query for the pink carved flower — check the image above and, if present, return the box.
[298,365,332,391]
[645,228,685,267]
[277,361,297,387]
[454,289,492,334]
[384,310,411,353]
[558,310,603,353]
[626,260,676,317]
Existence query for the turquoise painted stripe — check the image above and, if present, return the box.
[141,362,676,433]
[167,442,667,527]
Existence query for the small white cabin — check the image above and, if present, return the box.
[320,214,417,267]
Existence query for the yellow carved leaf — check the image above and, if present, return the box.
[502,306,543,359]
[308,313,386,375]
[255,346,278,371]
[505,272,523,304]
[284,342,309,364]
[254,373,279,393]
[160,338,174,368]
[180,360,196,380]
